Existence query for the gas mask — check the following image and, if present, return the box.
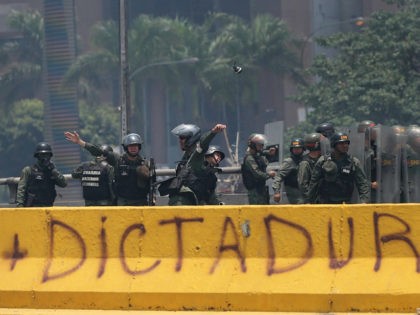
[37,153,52,168]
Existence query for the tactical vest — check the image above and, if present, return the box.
[81,161,111,201]
[27,165,57,206]
[319,155,356,203]
[283,156,301,188]
[302,154,318,170]
[241,154,267,190]
[115,155,149,200]
[181,165,218,203]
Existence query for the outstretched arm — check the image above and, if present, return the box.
[64,131,112,162]
[64,131,86,147]
[211,124,227,134]
[198,123,227,153]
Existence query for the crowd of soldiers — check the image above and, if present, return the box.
[242,121,420,204]
[16,123,227,207]
[15,120,420,207]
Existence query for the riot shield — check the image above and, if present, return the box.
[376,125,402,203]
[320,137,331,155]
[348,124,368,172]
[403,142,420,202]
[348,124,371,203]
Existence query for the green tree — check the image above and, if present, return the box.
[295,2,420,127]
[77,100,120,160]
[0,99,44,177]
[195,13,301,146]
[65,13,301,162]
[0,10,43,108]
[0,10,120,177]
[64,20,120,105]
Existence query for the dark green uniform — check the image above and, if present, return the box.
[168,130,217,205]
[272,155,304,204]
[242,152,271,204]
[84,143,150,206]
[307,153,370,204]
[16,162,67,207]
[71,157,116,206]
[297,154,319,203]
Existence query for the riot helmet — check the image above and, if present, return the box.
[205,145,225,165]
[100,144,113,153]
[357,120,376,133]
[392,125,406,135]
[122,133,143,156]
[289,138,304,151]
[34,142,53,158]
[171,124,201,147]
[248,133,267,152]
[407,127,420,151]
[330,132,350,148]
[304,133,322,151]
[315,122,335,139]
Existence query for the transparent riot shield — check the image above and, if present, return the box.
[403,142,420,202]
[348,124,371,203]
[376,125,402,203]
[320,136,330,156]
[401,144,409,202]
[348,125,368,171]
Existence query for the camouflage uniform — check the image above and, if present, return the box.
[297,154,319,203]
[184,143,224,205]
[168,130,218,205]
[307,153,370,204]
[272,155,304,204]
[242,153,271,204]
[16,145,67,207]
[17,164,67,207]
[84,143,150,206]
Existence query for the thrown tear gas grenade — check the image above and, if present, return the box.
[232,61,242,74]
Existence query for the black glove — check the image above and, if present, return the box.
[51,168,60,178]
[46,161,55,172]
[47,163,60,179]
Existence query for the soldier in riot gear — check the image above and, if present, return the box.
[65,131,151,206]
[374,125,406,203]
[272,138,305,204]
[159,123,201,205]
[357,120,376,133]
[71,144,115,206]
[167,124,226,205]
[298,133,324,203]
[307,132,370,204]
[315,122,335,153]
[16,142,67,207]
[354,120,378,202]
[160,123,225,205]
[241,133,276,204]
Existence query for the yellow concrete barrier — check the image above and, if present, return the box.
[0,204,419,312]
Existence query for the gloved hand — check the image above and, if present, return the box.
[46,161,55,172]
[51,168,60,179]
[46,163,60,179]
